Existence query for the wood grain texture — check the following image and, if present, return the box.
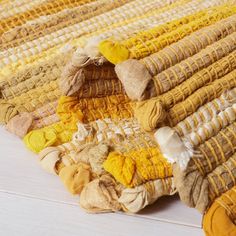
[0,126,204,236]
[0,192,204,236]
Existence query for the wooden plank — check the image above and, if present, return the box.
[0,192,204,236]
[136,195,202,227]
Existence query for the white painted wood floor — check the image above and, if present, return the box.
[0,127,204,236]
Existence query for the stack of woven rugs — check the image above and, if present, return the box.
[1,0,236,234]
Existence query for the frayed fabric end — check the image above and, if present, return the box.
[154,127,193,170]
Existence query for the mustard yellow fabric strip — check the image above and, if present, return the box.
[99,4,236,64]
[141,14,236,77]
[167,70,236,127]
[24,94,133,153]
[158,49,236,110]
[0,0,131,49]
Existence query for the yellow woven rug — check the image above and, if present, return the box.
[1,1,236,234]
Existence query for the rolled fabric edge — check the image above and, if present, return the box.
[6,112,33,138]
[134,98,166,131]
[60,68,86,96]
[38,146,62,175]
[59,163,92,195]
[99,39,130,64]
[119,177,176,213]
[173,162,209,214]
[79,175,121,213]
[0,100,21,124]
[115,59,152,101]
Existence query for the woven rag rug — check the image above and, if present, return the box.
[0,0,236,234]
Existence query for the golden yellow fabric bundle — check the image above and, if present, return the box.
[104,147,172,188]
[59,163,92,194]
[203,186,236,236]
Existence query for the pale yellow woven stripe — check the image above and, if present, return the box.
[184,104,236,147]
[0,0,176,65]
[174,88,236,136]
[0,0,50,20]
[0,0,223,68]
[0,0,41,11]
[0,64,65,99]
[0,0,95,35]
[0,0,131,49]
[8,80,61,113]
[0,41,73,86]
[0,47,72,111]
